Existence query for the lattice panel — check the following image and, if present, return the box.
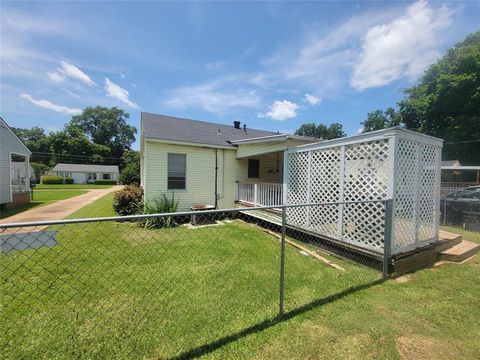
[341,140,389,252]
[418,144,440,242]
[343,140,389,201]
[285,133,441,255]
[286,152,309,227]
[308,148,342,238]
[393,139,418,251]
[343,202,386,251]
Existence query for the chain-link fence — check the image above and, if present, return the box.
[441,188,480,232]
[1,202,388,359]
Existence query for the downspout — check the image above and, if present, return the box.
[214,148,218,208]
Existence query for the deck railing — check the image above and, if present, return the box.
[237,181,283,206]
[11,179,28,193]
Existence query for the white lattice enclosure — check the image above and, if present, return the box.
[284,128,443,255]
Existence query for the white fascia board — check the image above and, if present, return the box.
[229,134,288,145]
[144,137,235,150]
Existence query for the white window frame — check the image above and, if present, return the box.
[167,153,187,190]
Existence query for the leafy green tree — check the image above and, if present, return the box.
[295,122,346,140]
[119,150,140,185]
[12,126,50,153]
[66,106,136,158]
[361,107,401,133]
[30,162,50,180]
[397,31,480,163]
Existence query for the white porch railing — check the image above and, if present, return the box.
[11,179,28,193]
[237,181,283,207]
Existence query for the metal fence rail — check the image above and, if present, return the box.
[1,202,388,359]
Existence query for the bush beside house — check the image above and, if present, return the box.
[113,185,143,216]
[95,180,117,185]
[41,176,64,184]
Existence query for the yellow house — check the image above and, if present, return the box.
[140,112,316,211]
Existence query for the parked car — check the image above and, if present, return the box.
[442,186,480,226]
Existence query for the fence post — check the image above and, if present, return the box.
[443,198,447,225]
[254,183,258,206]
[383,199,394,279]
[279,205,286,316]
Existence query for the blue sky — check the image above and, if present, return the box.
[1,1,478,149]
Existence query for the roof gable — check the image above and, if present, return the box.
[0,117,32,155]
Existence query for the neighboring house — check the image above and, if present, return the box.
[50,163,120,184]
[441,159,480,195]
[140,112,317,211]
[0,117,31,208]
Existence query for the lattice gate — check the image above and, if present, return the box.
[284,128,443,255]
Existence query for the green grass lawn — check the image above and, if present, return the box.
[31,189,88,202]
[1,195,478,359]
[35,184,114,189]
[0,190,88,219]
[66,191,116,219]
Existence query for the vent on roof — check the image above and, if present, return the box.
[233,120,241,129]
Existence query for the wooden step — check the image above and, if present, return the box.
[438,241,480,262]
[435,230,463,252]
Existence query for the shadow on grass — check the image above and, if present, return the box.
[0,202,44,220]
[171,277,386,360]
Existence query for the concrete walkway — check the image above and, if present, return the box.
[0,186,123,225]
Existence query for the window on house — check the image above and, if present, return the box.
[248,159,260,178]
[102,173,111,180]
[168,153,186,190]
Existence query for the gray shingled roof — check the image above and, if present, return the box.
[142,112,280,147]
[52,163,119,173]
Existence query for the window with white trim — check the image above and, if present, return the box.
[168,153,186,190]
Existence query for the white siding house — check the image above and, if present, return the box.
[0,117,31,207]
[140,113,316,211]
[50,164,119,184]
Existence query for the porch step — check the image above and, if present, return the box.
[435,230,463,252]
[438,241,480,262]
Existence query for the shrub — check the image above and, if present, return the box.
[119,162,140,185]
[41,175,63,184]
[95,180,117,185]
[65,177,74,184]
[113,185,144,216]
[142,193,179,228]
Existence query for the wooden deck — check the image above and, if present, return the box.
[235,202,476,276]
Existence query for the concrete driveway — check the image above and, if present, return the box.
[0,185,123,224]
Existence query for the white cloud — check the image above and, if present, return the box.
[48,71,65,83]
[20,93,81,114]
[304,93,321,106]
[351,1,453,90]
[164,78,260,115]
[62,88,81,99]
[104,78,138,108]
[258,100,299,121]
[205,60,227,70]
[49,60,96,86]
[120,73,126,79]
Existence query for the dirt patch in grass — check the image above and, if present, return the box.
[396,335,454,360]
